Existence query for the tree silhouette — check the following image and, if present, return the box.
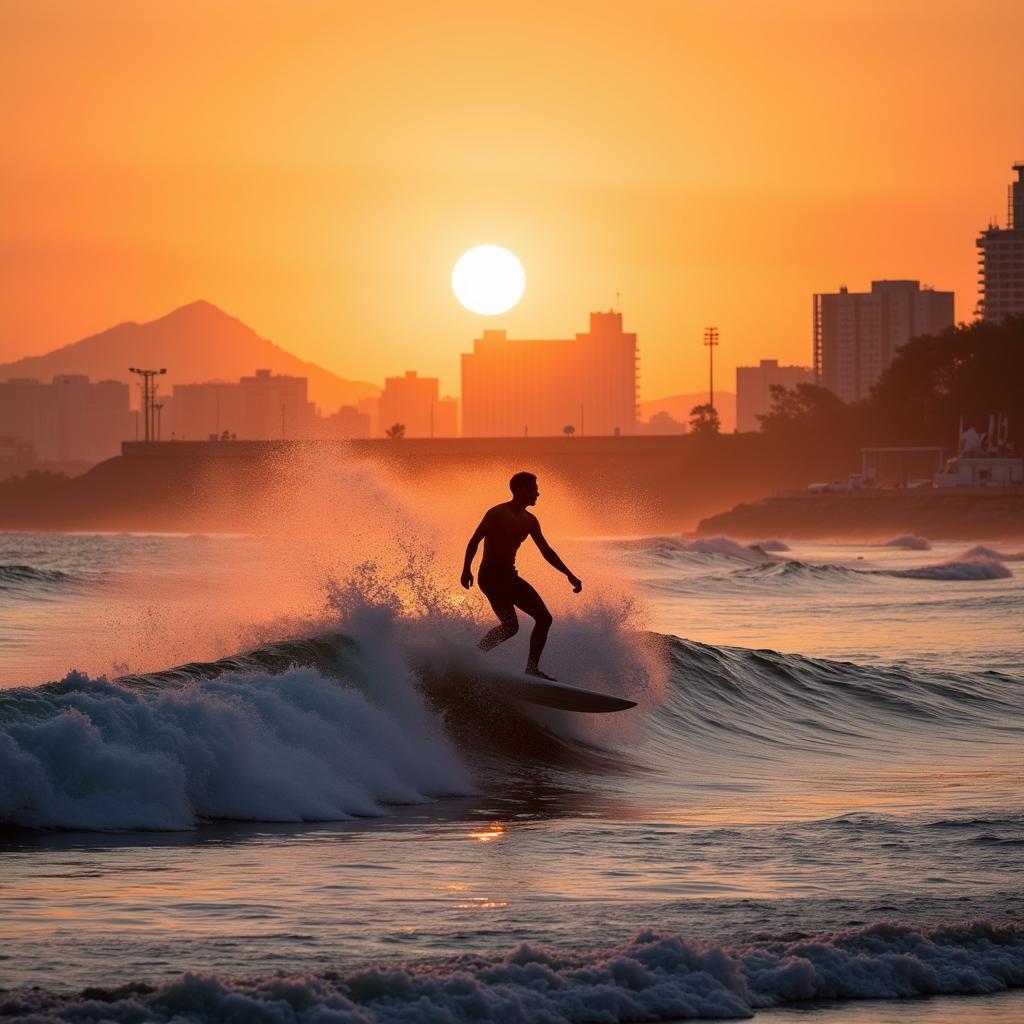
[688,403,720,435]
[385,423,406,439]
[563,424,575,437]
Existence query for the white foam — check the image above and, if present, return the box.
[0,653,472,830]
[6,921,1022,1021]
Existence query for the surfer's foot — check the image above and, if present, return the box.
[525,665,557,681]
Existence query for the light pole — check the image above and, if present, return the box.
[129,367,166,442]
[703,327,719,410]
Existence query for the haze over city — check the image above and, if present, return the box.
[3,0,1022,398]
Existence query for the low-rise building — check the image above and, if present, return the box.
[736,359,813,432]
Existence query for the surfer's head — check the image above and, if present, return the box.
[509,471,539,506]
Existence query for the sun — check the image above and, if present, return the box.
[451,245,526,315]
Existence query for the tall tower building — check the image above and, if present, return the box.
[813,280,954,402]
[977,163,1024,321]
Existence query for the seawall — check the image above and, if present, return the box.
[1,436,858,534]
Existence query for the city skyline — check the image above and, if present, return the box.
[2,2,1021,399]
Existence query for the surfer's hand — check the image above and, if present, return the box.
[461,569,474,589]
[568,574,583,593]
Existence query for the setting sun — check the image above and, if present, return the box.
[451,245,526,316]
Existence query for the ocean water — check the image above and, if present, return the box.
[1,525,1022,1022]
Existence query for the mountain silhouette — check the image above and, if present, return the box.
[0,301,379,412]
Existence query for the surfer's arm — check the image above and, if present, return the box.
[461,514,490,588]
[530,521,583,593]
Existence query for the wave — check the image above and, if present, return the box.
[620,535,781,563]
[960,544,1024,563]
[887,555,1012,581]
[2,624,1019,831]
[0,563,78,593]
[653,636,1021,763]
[0,648,472,830]
[4,921,1021,1022]
[881,534,932,550]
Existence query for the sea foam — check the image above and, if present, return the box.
[3,921,1021,1022]
[0,658,472,830]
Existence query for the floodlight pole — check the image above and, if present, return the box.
[129,367,167,442]
[703,327,719,410]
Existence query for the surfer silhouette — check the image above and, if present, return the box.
[461,472,582,680]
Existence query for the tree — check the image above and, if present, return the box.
[688,403,720,435]
[385,423,406,439]
[563,424,575,437]
[757,383,846,435]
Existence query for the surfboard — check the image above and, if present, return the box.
[414,659,637,713]
[485,672,638,713]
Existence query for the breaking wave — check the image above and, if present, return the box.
[1,624,1019,831]
[3,921,1021,1022]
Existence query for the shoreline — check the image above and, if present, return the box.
[697,489,1024,542]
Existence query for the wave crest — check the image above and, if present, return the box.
[0,656,471,830]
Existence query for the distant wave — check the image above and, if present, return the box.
[5,921,1022,1022]
[0,563,77,590]
[881,534,932,550]
[888,555,1012,581]
[959,544,1024,563]
[621,536,780,563]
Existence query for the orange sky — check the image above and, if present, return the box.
[1,0,1022,400]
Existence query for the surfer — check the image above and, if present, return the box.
[461,471,582,680]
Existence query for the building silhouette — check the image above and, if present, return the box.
[977,162,1024,321]
[168,369,316,440]
[377,371,458,438]
[323,405,371,439]
[0,374,133,462]
[813,281,954,402]
[736,359,813,432]
[461,311,638,437]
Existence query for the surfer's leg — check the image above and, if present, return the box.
[478,612,518,651]
[477,577,519,651]
[511,578,553,675]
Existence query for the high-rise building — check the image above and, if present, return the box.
[813,281,954,402]
[977,163,1024,321]
[735,359,813,432]
[168,369,316,439]
[0,375,133,462]
[461,311,638,437]
[377,371,454,438]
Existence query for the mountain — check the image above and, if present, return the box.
[0,301,379,412]
[641,391,736,433]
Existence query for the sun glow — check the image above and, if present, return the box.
[451,245,525,315]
